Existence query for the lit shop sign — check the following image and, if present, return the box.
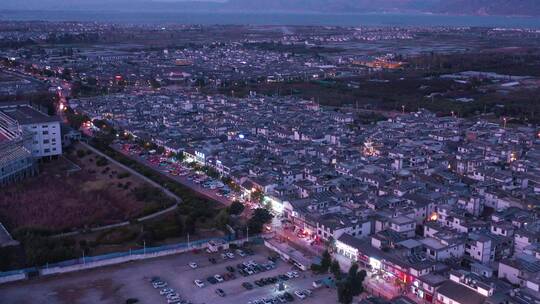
[369,257,382,270]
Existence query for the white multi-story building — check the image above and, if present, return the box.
[0,111,36,185]
[0,102,62,158]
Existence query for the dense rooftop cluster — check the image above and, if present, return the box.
[74,89,540,303]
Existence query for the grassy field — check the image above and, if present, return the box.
[0,143,163,233]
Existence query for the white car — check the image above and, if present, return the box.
[167,297,182,303]
[302,289,312,296]
[236,250,246,257]
[160,288,174,295]
[291,271,300,278]
[153,281,167,288]
[189,262,198,269]
[286,272,295,279]
[221,253,228,259]
[294,290,306,299]
[194,280,205,288]
[226,252,235,259]
[166,293,180,300]
[214,274,224,282]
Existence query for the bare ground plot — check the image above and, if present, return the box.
[0,245,337,304]
[0,143,163,232]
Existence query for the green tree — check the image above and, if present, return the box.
[229,201,245,215]
[247,208,273,234]
[65,108,90,129]
[184,216,196,235]
[320,250,332,273]
[337,280,354,304]
[215,209,230,230]
[347,263,366,296]
[331,260,342,280]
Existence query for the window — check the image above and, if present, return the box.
[43,140,49,144]
[44,148,50,153]
[42,125,48,128]
[43,131,49,135]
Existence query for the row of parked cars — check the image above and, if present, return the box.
[151,277,191,304]
[246,289,312,304]
[252,271,299,288]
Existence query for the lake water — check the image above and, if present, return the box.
[1,10,540,28]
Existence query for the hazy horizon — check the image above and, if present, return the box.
[2,0,540,17]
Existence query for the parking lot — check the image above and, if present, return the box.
[0,245,336,304]
[113,143,237,207]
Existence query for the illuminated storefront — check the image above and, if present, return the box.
[263,195,284,216]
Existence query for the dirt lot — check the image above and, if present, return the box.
[0,245,337,304]
[0,143,156,232]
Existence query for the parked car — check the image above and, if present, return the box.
[189,262,198,269]
[160,288,174,295]
[166,293,180,300]
[242,282,254,290]
[278,274,289,281]
[215,288,226,297]
[167,297,181,303]
[294,290,306,299]
[214,274,224,282]
[153,281,167,288]
[283,292,294,302]
[194,280,205,288]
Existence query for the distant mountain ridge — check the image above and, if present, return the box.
[435,0,540,16]
[3,0,540,17]
[219,0,540,16]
